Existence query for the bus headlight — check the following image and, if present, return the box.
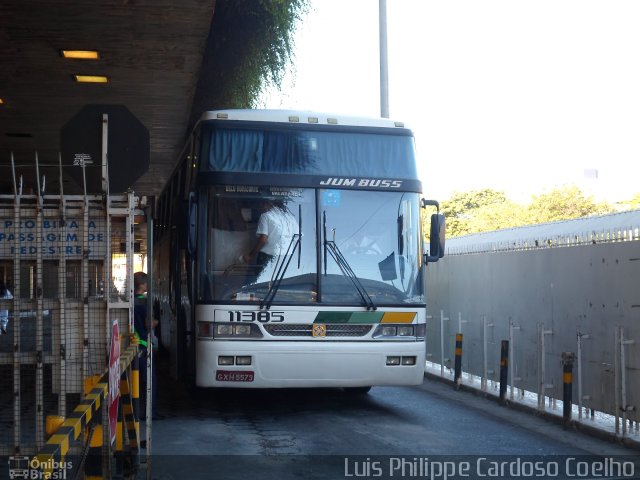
[234,325,252,336]
[213,323,263,339]
[381,326,397,336]
[397,326,414,336]
[215,324,234,336]
[373,323,422,340]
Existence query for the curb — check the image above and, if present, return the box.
[424,371,640,452]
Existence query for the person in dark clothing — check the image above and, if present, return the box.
[133,271,162,420]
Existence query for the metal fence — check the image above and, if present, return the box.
[426,211,640,438]
[0,161,141,478]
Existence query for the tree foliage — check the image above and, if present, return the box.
[440,189,510,237]
[624,192,640,210]
[191,0,309,124]
[527,185,611,224]
[431,185,617,239]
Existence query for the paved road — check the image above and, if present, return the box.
[142,375,639,479]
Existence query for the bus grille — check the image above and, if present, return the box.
[263,324,372,337]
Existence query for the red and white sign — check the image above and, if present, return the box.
[108,320,120,445]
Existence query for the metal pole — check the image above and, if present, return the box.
[614,326,620,435]
[499,340,509,405]
[102,114,109,193]
[538,323,544,409]
[454,334,463,389]
[576,331,589,420]
[379,0,389,118]
[57,154,67,417]
[146,206,153,480]
[440,310,447,377]
[482,316,488,391]
[538,324,553,410]
[577,332,583,420]
[621,331,636,435]
[35,153,45,448]
[562,352,575,427]
[11,153,22,453]
[509,321,520,400]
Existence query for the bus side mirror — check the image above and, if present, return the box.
[427,214,446,262]
[422,199,445,263]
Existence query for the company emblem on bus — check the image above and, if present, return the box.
[312,324,327,338]
[318,177,403,189]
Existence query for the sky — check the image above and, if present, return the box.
[261,0,640,205]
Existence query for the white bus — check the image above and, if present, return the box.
[153,109,444,391]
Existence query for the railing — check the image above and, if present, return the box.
[427,309,639,443]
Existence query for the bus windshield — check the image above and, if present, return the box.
[199,186,424,306]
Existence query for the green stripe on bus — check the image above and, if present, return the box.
[349,312,384,324]
[313,312,353,323]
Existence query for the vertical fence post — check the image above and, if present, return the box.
[614,326,620,435]
[576,331,590,420]
[11,155,23,453]
[482,316,494,392]
[425,314,432,363]
[482,316,487,391]
[509,321,520,400]
[499,340,509,405]
[439,310,449,377]
[538,324,553,410]
[620,327,636,437]
[562,352,575,426]
[454,333,463,389]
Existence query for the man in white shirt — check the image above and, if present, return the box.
[242,200,297,283]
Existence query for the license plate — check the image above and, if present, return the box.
[216,370,254,382]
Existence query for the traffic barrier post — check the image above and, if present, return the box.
[499,340,509,405]
[454,333,463,389]
[562,352,575,427]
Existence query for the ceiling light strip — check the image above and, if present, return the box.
[62,50,100,60]
[73,74,108,83]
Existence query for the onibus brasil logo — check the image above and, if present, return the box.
[8,456,73,480]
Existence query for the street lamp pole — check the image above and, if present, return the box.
[379,0,389,118]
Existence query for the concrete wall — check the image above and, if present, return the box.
[426,240,639,424]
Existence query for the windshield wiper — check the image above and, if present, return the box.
[323,211,376,311]
[261,205,302,310]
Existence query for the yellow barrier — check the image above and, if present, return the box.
[33,345,139,477]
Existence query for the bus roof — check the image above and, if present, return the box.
[199,109,410,130]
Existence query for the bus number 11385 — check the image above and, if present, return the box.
[227,310,285,323]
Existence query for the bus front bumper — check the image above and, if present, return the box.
[195,340,426,388]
